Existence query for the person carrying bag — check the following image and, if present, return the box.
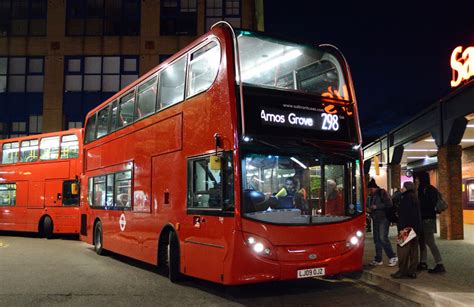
[415,172,446,273]
[391,181,422,279]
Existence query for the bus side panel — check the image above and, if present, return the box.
[47,207,81,234]
[28,181,45,208]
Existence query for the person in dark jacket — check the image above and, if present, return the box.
[415,172,446,273]
[391,181,422,279]
[367,179,397,266]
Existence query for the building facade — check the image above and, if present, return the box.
[0,0,264,137]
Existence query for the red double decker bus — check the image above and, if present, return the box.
[80,23,365,284]
[0,129,82,238]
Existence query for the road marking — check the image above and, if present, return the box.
[0,241,9,248]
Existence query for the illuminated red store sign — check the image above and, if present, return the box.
[451,46,474,87]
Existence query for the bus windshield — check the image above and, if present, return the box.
[236,31,350,101]
[242,153,362,225]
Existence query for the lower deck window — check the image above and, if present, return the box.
[0,183,16,206]
[89,170,132,209]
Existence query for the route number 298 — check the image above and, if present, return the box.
[321,113,339,131]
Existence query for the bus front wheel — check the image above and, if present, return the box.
[43,216,53,239]
[167,231,181,282]
[94,221,104,255]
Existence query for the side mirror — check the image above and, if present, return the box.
[210,155,221,171]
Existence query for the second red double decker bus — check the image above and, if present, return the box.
[0,129,82,237]
[80,23,365,284]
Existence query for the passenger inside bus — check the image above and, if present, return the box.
[325,179,344,215]
[275,177,307,211]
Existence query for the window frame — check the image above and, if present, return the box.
[0,183,16,206]
[160,0,197,36]
[39,135,60,161]
[89,169,133,210]
[2,56,44,93]
[185,39,221,99]
[187,152,234,216]
[66,0,140,36]
[0,0,47,37]
[19,138,39,163]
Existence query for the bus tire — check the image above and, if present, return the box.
[94,221,104,255]
[43,216,53,239]
[168,231,181,282]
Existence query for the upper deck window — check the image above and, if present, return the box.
[96,105,110,139]
[2,142,19,164]
[118,91,135,128]
[136,76,158,119]
[40,136,60,160]
[159,56,186,108]
[60,134,79,159]
[236,32,350,101]
[20,139,39,162]
[186,41,220,98]
[85,114,96,144]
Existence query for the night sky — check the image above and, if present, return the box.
[264,1,474,142]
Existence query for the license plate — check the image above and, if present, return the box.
[297,267,325,278]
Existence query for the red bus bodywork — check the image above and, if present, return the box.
[0,129,83,236]
[80,24,365,284]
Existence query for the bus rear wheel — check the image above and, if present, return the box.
[94,221,104,255]
[43,216,53,239]
[167,231,181,282]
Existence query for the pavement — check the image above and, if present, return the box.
[359,220,474,306]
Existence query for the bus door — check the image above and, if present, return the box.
[45,179,64,207]
[182,153,234,283]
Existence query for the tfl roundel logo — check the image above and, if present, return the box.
[119,213,126,232]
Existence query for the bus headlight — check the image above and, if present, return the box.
[244,233,275,259]
[356,230,363,238]
[253,242,264,253]
[350,236,359,245]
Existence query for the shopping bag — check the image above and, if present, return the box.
[397,227,416,247]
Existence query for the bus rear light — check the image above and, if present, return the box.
[243,233,276,259]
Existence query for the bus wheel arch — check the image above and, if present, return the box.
[39,215,53,239]
[158,225,182,282]
[93,218,105,255]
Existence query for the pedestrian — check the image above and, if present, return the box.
[391,181,422,279]
[415,172,446,273]
[367,178,398,267]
